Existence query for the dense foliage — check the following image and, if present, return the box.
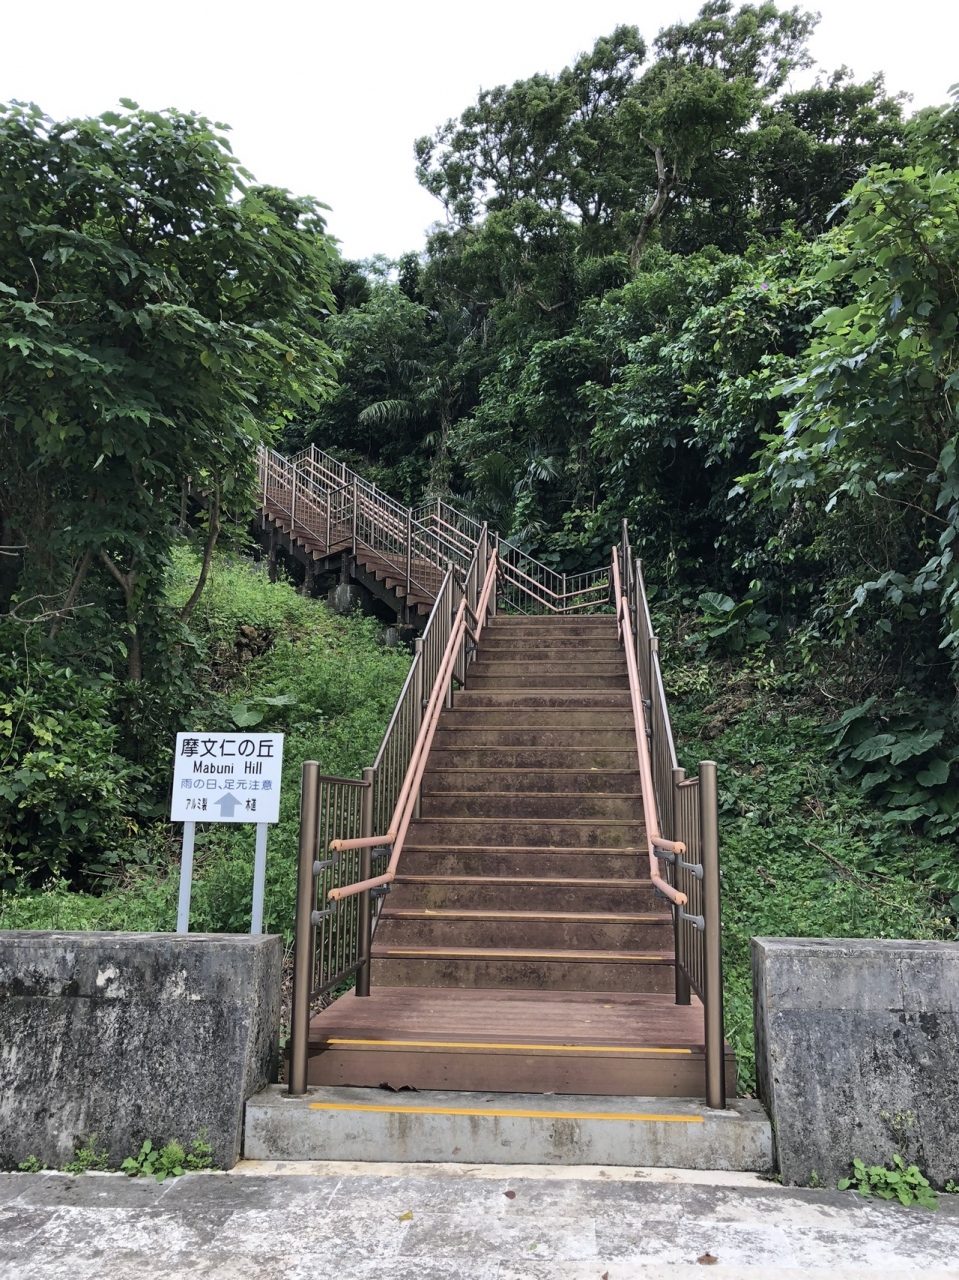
[1,550,409,927]
[0,100,337,751]
[291,5,959,909]
[1,5,958,1081]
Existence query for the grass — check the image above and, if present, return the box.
[1,548,410,940]
[664,647,956,1092]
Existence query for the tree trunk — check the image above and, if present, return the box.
[179,489,221,624]
[100,550,142,682]
[49,549,93,640]
[630,145,680,272]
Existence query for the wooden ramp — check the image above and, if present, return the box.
[306,615,736,1097]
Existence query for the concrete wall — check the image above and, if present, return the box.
[0,932,282,1171]
[752,937,959,1187]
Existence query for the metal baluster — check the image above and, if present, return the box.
[289,761,319,1095]
[700,760,725,1109]
[356,767,374,997]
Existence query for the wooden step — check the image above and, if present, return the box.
[421,769,642,794]
[391,875,660,911]
[399,845,652,878]
[426,747,638,769]
[468,673,630,689]
[419,792,644,820]
[454,690,631,709]
[406,818,646,848]
[376,907,671,950]
[304,987,734,1095]
[370,945,676,992]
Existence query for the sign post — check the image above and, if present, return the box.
[170,731,285,934]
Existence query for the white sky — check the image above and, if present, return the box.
[2,0,956,259]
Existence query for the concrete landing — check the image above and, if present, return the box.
[244,1085,772,1170]
[3,1165,958,1279]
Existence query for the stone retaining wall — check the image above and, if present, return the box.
[0,931,281,1170]
[752,937,959,1187]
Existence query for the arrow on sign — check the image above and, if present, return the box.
[213,792,242,817]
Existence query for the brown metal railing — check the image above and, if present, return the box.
[281,441,725,1104]
[288,541,497,1093]
[258,443,610,616]
[614,524,726,1109]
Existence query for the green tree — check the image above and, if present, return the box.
[0,101,337,692]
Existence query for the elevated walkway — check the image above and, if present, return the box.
[266,444,743,1167]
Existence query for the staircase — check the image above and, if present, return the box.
[302,614,735,1097]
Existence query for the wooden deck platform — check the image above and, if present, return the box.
[305,987,735,1097]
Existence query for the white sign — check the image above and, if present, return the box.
[170,732,284,824]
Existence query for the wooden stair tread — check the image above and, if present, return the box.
[370,945,674,963]
[382,909,669,923]
[308,987,711,1051]
[393,875,654,886]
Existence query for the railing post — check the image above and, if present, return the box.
[352,476,358,553]
[561,572,567,615]
[290,466,297,527]
[406,509,413,598]
[289,760,319,1095]
[356,767,374,998]
[699,759,726,1109]
[412,639,424,818]
[671,767,691,1007]
[446,562,456,709]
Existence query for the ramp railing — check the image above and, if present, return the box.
[614,524,726,1109]
[258,443,610,614]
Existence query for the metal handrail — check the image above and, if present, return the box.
[258,443,610,617]
[328,551,498,896]
[612,534,726,1110]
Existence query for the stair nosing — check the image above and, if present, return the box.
[393,875,654,886]
[382,909,669,923]
[370,945,674,963]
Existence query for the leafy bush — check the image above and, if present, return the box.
[61,1135,111,1175]
[839,1155,939,1209]
[122,1135,215,1181]
[0,641,144,885]
[693,591,773,653]
[825,696,959,848]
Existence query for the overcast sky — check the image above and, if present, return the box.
[2,0,956,259]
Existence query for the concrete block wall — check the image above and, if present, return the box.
[752,937,959,1187]
[0,932,282,1171]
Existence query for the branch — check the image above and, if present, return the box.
[28,258,40,304]
[49,548,93,640]
[179,489,221,624]
[99,549,137,602]
[630,144,682,271]
[3,593,95,626]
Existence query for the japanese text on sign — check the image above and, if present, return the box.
[169,732,284,824]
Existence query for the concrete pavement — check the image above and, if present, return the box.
[1,1162,957,1278]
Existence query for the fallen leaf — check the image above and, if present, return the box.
[602,1273,610,1279]
[398,1210,413,1222]
[697,1253,718,1265]
[504,1190,516,1199]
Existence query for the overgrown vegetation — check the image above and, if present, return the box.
[1,2,958,1107]
[18,1132,217,1180]
[1,550,409,934]
[838,1155,940,1210]
[661,608,954,1088]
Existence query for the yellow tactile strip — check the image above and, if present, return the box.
[307,1100,704,1123]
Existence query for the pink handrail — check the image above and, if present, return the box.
[325,550,499,901]
[610,547,687,907]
